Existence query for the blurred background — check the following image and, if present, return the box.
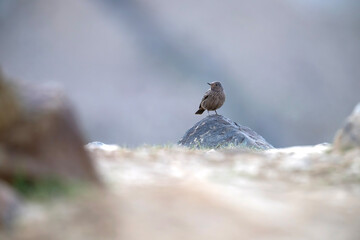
[0,0,359,147]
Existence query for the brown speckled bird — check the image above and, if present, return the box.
[195,82,225,115]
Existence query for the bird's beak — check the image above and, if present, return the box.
[207,82,211,85]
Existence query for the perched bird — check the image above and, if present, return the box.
[195,81,225,115]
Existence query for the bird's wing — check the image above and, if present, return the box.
[199,90,210,108]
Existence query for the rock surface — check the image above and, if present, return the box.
[334,103,360,151]
[178,115,273,149]
[0,70,99,184]
[0,181,19,229]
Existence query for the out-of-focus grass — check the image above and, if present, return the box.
[12,174,88,201]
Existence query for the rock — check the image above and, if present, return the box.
[0,70,100,184]
[333,103,360,151]
[86,142,120,151]
[178,115,273,150]
[0,181,20,229]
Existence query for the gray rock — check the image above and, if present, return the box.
[178,115,274,150]
[334,102,360,151]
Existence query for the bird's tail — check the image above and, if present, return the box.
[195,108,205,115]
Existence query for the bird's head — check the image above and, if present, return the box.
[207,81,223,91]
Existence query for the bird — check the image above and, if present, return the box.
[195,81,225,115]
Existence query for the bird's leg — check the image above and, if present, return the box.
[215,110,218,115]
[207,110,209,116]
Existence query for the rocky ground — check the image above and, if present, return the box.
[2,143,360,240]
[1,72,359,239]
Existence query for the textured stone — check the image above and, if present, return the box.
[334,103,360,151]
[178,115,273,150]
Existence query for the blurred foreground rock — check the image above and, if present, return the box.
[0,181,19,229]
[0,70,99,183]
[334,103,360,151]
[178,115,273,149]
[0,70,100,227]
